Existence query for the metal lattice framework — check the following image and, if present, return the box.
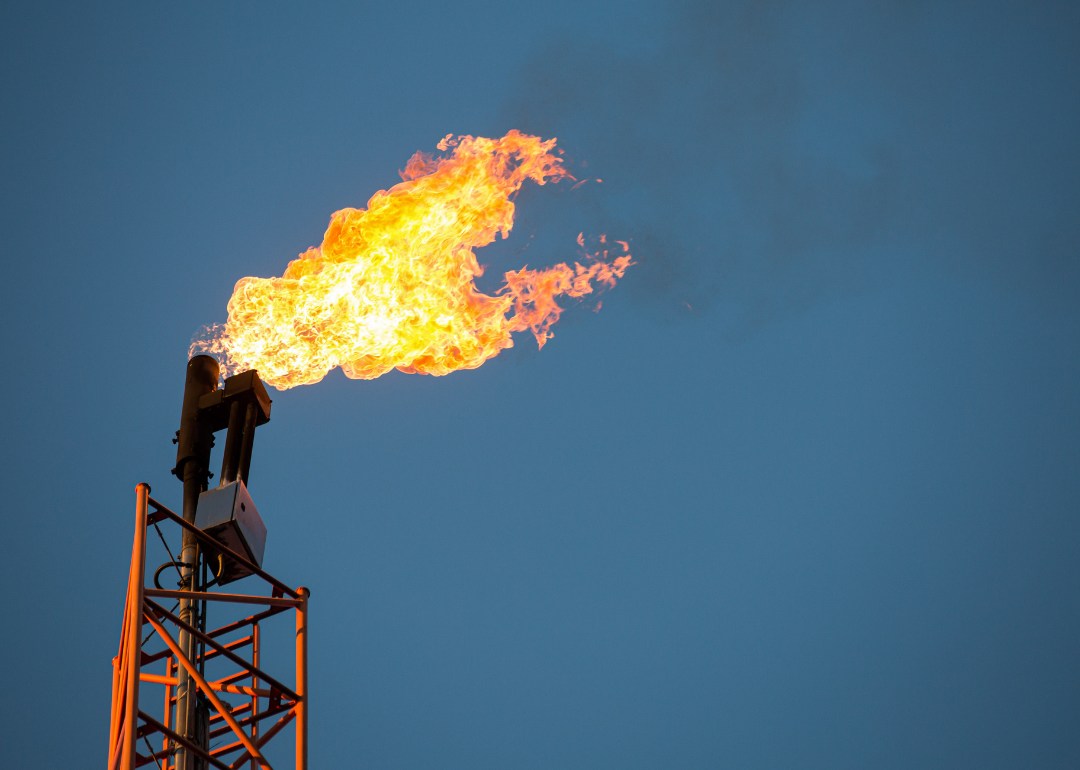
[109,483,308,770]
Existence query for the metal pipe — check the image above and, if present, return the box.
[177,453,206,770]
[174,355,219,496]
[173,355,219,770]
[237,401,258,487]
[144,588,301,608]
[295,587,309,770]
[250,621,260,770]
[109,655,121,765]
[219,400,244,486]
[121,483,150,770]
[163,656,174,762]
[199,555,209,678]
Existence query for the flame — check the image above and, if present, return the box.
[192,131,632,390]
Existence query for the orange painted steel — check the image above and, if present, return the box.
[208,701,293,741]
[139,673,274,699]
[212,670,257,689]
[163,656,174,762]
[140,673,179,686]
[108,485,309,770]
[145,589,302,608]
[196,634,254,665]
[138,710,230,770]
[217,683,276,699]
[108,482,149,770]
[229,708,297,769]
[250,621,261,770]
[144,598,299,702]
[142,612,273,770]
[295,588,309,770]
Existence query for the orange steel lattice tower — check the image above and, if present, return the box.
[108,483,309,770]
[109,357,307,770]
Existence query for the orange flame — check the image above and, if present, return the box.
[192,131,632,390]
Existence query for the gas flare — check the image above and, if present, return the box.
[192,131,632,390]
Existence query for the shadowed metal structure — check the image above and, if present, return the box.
[108,359,308,770]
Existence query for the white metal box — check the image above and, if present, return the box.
[195,480,267,585]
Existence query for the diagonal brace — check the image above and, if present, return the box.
[228,707,297,770]
[142,606,273,770]
[136,711,230,770]
[145,597,299,702]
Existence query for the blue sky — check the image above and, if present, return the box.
[2,2,1078,768]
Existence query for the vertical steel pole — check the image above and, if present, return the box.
[163,656,174,767]
[121,483,150,770]
[109,653,121,764]
[295,588,309,770]
[250,621,260,770]
[173,356,218,770]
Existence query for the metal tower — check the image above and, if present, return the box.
[108,357,309,770]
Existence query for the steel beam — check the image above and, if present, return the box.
[142,609,273,770]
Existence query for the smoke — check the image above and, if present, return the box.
[499,0,1080,335]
